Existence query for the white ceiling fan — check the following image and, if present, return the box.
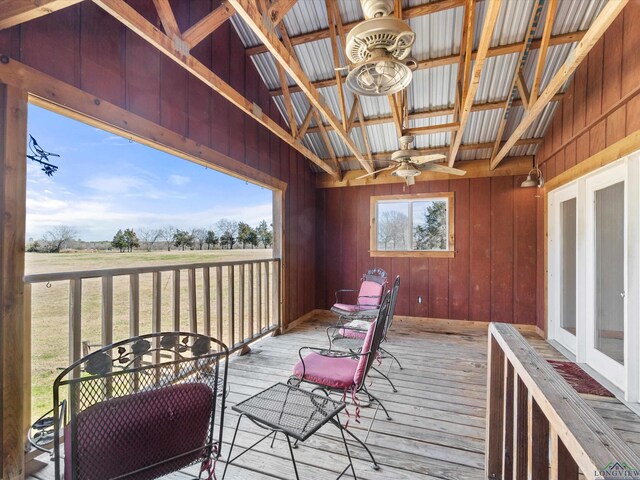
[357,135,467,186]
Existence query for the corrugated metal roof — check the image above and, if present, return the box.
[229,0,608,173]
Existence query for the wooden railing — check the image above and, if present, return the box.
[24,258,281,368]
[486,323,640,480]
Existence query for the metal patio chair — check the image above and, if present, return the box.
[53,332,228,480]
[327,275,402,392]
[330,268,388,325]
[288,293,392,470]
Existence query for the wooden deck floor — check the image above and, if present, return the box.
[27,315,640,479]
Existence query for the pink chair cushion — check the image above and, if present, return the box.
[332,303,359,313]
[339,319,371,339]
[357,281,384,309]
[293,353,358,390]
[354,321,377,386]
[65,383,213,480]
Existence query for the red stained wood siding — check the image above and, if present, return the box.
[0,0,316,327]
[317,178,538,324]
[535,2,640,331]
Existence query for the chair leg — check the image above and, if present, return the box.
[362,386,391,421]
[380,347,403,370]
[336,414,358,479]
[371,366,397,393]
[332,418,379,471]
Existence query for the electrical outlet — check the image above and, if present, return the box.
[417,296,422,304]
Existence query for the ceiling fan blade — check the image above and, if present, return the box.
[422,163,467,176]
[406,175,416,186]
[355,164,396,180]
[411,153,447,164]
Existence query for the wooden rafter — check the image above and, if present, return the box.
[491,0,629,169]
[325,0,348,131]
[181,1,235,50]
[0,0,83,30]
[266,0,297,26]
[312,109,341,179]
[355,98,374,169]
[530,0,558,105]
[247,0,465,56]
[336,137,543,165]
[387,0,405,138]
[91,0,339,178]
[296,106,314,140]
[306,93,564,135]
[346,96,359,134]
[152,0,181,39]
[448,0,502,167]
[229,0,373,174]
[267,31,585,96]
[405,122,459,136]
[489,0,542,163]
[275,62,298,137]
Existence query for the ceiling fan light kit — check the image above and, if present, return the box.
[344,0,418,96]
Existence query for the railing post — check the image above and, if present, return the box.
[238,263,245,343]
[265,261,271,327]
[228,265,235,347]
[203,267,211,336]
[23,283,32,446]
[485,328,505,479]
[129,273,139,337]
[248,263,254,338]
[152,272,161,334]
[272,260,281,335]
[256,262,263,332]
[69,279,82,378]
[172,269,180,331]
[102,276,113,347]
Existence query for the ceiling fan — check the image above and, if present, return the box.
[357,135,467,186]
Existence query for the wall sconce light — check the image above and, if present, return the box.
[521,158,544,188]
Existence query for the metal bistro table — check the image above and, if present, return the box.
[222,382,357,479]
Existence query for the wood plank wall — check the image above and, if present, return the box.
[0,0,316,328]
[316,178,538,325]
[534,1,640,331]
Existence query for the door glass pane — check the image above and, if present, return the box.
[594,182,624,365]
[560,198,576,334]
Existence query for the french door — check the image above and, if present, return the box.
[549,155,640,400]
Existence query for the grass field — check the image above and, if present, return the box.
[26,249,273,421]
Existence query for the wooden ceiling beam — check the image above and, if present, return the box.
[0,0,83,30]
[346,96,359,135]
[405,122,460,136]
[355,99,374,170]
[448,0,502,166]
[181,1,235,50]
[267,30,585,96]
[152,0,181,39]
[296,106,314,140]
[305,93,564,134]
[92,0,339,179]
[489,0,541,163]
[491,0,629,169]
[318,156,533,188]
[325,0,348,131]
[312,109,341,179]
[266,0,297,26]
[336,137,542,164]
[229,0,373,174]
[530,0,558,105]
[248,0,465,56]
[275,61,298,137]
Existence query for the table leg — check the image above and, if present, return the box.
[221,414,243,480]
[336,413,357,479]
[331,418,379,470]
[284,435,301,480]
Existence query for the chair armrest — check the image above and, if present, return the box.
[296,346,356,381]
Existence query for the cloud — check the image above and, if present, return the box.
[168,174,190,186]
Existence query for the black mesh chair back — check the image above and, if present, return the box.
[382,276,401,338]
[53,332,229,480]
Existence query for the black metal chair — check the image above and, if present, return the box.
[289,293,392,470]
[330,268,388,325]
[327,275,402,392]
[53,332,228,480]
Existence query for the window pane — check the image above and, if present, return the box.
[412,200,448,250]
[594,181,624,365]
[377,202,409,250]
[560,198,576,334]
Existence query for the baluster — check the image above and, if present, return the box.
[248,263,254,338]
[265,261,271,327]
[550,430,579,480]
[101,276,114,397]
[513,374,528,480]
[228,265,235,347]
[216,266,223,342]
[272,260,280,331]
[152,271,162,384]
[485,334,505,480]
[203,267,211,336]
[69,278,82,379]
[502,362,514,478]
[129,274,140,338]
[239,263,245,343]
[257,262,263,332]
[528,394,550,480]
[188,268,197,333]
[172,269,180,331]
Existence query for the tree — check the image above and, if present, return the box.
[237,222,258,249]
[45,225,78,253]
[159,225,176,251]
[216,219,238,249]
[138,228,161,251]
[377,210,408,249]
[205,230,218,250]
[111,229,127,252]
[123,228,139,252]
[255,220,273,248]
[173,229,194,250]
[191,228,208,250]
[414,201,448,250]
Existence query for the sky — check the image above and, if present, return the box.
[26,105,273,242]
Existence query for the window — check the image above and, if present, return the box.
[370,192,454,257]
